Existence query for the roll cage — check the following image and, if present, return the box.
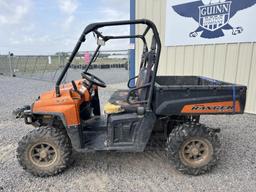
[55,19,161,110]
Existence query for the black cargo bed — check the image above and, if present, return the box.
[153,76,247,115]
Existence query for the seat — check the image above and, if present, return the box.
[104,36,157,114]
[104,66,152,114]
[108,89,130,105]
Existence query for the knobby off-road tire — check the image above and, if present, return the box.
[17,126,72,177]
[166,123,221,175]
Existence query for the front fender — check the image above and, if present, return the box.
[29,112,82,150]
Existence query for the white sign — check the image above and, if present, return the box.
[165,0,256,46]
[48,56,51,64]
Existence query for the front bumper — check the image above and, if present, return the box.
[12,105,31,119]
[24,109,33,124]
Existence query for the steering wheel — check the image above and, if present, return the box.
[81,71,106,88]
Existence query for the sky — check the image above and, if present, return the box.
[0,0,130,55]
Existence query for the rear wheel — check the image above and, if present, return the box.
[17,127,72,177]
[166,123,220,175]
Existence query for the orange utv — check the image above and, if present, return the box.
[15,20,247,177]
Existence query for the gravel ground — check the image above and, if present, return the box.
[0,69,256,192]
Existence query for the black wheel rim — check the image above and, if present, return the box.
[180,137,213,168]
[29,142,57,167]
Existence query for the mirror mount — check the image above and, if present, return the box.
[93,31,106,46]
[97,38,105,46]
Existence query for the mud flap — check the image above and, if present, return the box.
[66,125,82,150]
[135,111,156,151]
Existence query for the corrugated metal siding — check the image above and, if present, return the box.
[135,0,256,114]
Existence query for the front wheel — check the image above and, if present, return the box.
[17,127,72,177]
[166,123,221,175]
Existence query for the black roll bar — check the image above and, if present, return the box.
[55,19,161,110]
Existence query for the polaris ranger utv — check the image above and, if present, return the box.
[16,19,247,177]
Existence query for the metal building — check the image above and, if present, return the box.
[131,0,256,114]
